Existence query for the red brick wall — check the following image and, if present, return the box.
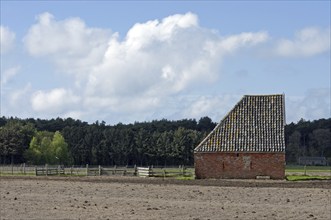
[194,152,285,179]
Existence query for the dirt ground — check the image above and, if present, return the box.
[1,176,330,220]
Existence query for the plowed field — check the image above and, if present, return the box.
[1,176,330,219]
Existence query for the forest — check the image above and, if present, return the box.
[0,116,330,166]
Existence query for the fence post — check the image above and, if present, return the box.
[123,165,127,176]
[45,164,48,176]
[86,164,89,176]
[134,165,137,176]
[304,165,307,176]
[35,166,37,176]
[23,163,26,175]
[70,166,73,176]
[98,165,101,176]
[11,164,13,175]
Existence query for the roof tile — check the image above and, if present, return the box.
[195,94,286,152]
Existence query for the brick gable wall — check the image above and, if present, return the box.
[194,152,285,179]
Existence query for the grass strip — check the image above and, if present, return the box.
[286,175,331,181]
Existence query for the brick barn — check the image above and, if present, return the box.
[194,94,286,179]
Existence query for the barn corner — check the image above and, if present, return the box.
[194,94,286,179]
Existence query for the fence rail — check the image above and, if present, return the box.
[137,167,151,177]
[1,164,329,178]
[0,163,35,175]
[35,166,65,176]
[0,164,194,178]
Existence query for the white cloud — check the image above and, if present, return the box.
[0,26,16,54]
[31,88,81,113]
[1,66,20,85]
[181,95,242,122]
[23,12,112,75]
[63,111,84,120]
[181,90,331,124]
[9,83,32,107]
[286,88,331,123]
[275,27,330,57]
[1,84,33,119]
[84,13,269,112]
[22,12,270,122]
[2,12,328,124]
[219,32,269,54]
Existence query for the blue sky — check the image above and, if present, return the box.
[1,1,330,124]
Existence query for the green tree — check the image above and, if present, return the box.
[286,131,302,163]
[51,131,72,165]
[0,121,35,164]
[198,117,216,132]
[25,131,72,165]
[309,129,331,157]
[24,131,53,164]
[25,137,42,164]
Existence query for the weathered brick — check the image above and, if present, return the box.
[193,95,286,179]
[194,152,285,179]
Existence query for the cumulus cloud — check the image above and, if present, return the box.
[0,26,16,54]
[84,13,268,113]
[275,27,330,57]
[21,12,269,117]
[9,83,32,107]
[31,88,81,113]
[22,12,269,120]
[181,95,241,121]
[181,91,331,124]
[23,12,112,75]
[0,84,33,118]
[286,88,331,123]
[217,32,269,54]
[1,66,20,85]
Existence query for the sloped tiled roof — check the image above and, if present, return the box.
[195,94,285,153]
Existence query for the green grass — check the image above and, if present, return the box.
[175,176,195,180]
[286,175,331,181]
[61,173,87,177]
[0,173,88,177]
[0,172,36,176]
[149,167,194,178]
[286,165,331,172]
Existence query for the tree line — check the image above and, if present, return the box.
[0,116,330,165]
[285,118,331,163]
[0,117,214,165]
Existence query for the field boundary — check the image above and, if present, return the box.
[1,175,330,189]
[35,165,65,176]
[1,164,329,178]
[0,164,194,178]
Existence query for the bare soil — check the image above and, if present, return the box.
[1,176,330,220]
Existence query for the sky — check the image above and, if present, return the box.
[1,1,330,125]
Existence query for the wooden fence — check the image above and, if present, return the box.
[35,165,65,176]
[0,163,35,175]
[137,166,193,178]
[137,167,151,177]
[101,166,137,176]
[0,164,194,178]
